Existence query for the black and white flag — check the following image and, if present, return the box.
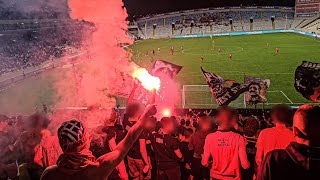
[295,61,320,102]
[201,67,248,106]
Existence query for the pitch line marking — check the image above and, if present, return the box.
[280,91,294,104]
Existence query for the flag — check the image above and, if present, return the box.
[133,60,183,105]
[295,61,320,102]
[244,76,271,105]
[201,67,248,106]
[151,60,183,79]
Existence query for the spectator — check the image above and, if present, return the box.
[123,103,151,180]
[242,118,259,180]
[202,106,250,180]
[149,117,183,180]
[14,113,61,180]
[89,110,128,180]
[178,128,194,180]
[255,105,295,169]
[40,104,155,180]
[189,116,212,180]
[257,105,320,180]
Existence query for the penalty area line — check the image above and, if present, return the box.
[280,91,293,104]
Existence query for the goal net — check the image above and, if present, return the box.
[182,85,246,109]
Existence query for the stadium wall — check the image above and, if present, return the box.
[174,29,320,38]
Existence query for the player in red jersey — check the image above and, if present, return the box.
[200,56,204,63]
[276,47,279,55]
[171,46,174,55]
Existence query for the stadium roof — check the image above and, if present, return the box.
[124,0,295,17]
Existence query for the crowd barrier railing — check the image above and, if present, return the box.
[174,29,320,39]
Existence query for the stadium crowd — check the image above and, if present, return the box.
[0,11,92,75]
[0,97,319,180]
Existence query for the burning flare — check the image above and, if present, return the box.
[132,68,161,91]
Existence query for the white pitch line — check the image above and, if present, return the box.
[280,91,294,104]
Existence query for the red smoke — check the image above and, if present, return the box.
[52,0,136,129]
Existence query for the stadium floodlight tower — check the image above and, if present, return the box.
[190,20,194,34]
[210,20,214,33]
[153,24,157,37]
[171,22,175,35]
[229,18,234,31]
[271,16,275,30]
[250,17,254,31]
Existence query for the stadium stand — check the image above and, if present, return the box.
[135,7,295,39]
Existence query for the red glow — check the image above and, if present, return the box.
[162,108,171,117]
[132,68,161,91]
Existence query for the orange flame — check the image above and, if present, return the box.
[132,68,161,91]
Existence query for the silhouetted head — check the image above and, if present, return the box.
[293,105,320,147]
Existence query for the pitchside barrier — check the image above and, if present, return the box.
[174,29,320,39]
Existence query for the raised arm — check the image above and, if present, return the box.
[97,104,155,177]
[127,80,140,107]
[108,137,128,180]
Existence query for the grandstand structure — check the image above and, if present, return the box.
[130,6,319,39]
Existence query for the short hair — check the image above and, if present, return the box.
[180,119,186,126]
[216,106,238,129]
[184,128,193,138]
[217,106,238,118]
[271,104,293,124]
[294,104,320,138]
[243,118,259,137]
[193,121,199,130]
[186,120,191,126]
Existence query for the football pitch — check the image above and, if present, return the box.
[0,33,319,114]
[131,33,320,109]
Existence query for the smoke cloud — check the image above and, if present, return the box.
[51,0,136,129]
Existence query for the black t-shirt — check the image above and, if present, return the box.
[150,132,180,169]
[242,136,257,180]
[123,119,150,159]
[179,141,193,164]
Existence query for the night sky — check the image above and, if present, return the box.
[123,0,296,17]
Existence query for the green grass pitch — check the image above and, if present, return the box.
[131,33,320,108]
[0,33,319,114]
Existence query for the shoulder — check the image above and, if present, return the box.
[260,127,275,134]
[206,132,216,139]
[264,149,289,165]
[41,165,58,180]
[166,134,178,143]
[258,128,273,139]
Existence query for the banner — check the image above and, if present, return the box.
[151,60,183,79]
[295,61,320,102]
[201,67,248,106]
[245,76,271,105]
